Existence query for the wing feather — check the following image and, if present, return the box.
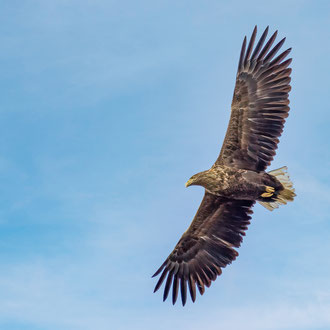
[244,26,257,67]
[153,193,255,305]
[251,26,268,60]
[216,27,292,171]
[188,274,196,302]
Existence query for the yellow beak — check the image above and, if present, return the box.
[185,179,193,188]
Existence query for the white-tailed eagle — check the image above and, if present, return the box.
[153,26,295,306]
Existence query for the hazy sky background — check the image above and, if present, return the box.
[0,1,330,329]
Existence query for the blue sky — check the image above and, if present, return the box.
[0,1,330,329]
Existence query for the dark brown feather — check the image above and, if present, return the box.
[238,36,247,73]
[153,267,168,293]
[172,274,179,305]
[244,26,257,68]
[163,271,173,301]
[180,277,187,306]
[188,274,196,302]
[257,30,277,61]
[251,26,268,60]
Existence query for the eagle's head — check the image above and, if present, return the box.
[185,170,215,188]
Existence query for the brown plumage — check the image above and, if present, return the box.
[152,26,296,306]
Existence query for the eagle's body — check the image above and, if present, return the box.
[153,26,296,306]
[187,165,283,201]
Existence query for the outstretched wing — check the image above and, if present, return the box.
[152,193,255,305]
[216,26,292,171]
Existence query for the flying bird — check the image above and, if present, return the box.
[152,26,296,306]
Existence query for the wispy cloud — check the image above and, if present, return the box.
[0,0,329,329]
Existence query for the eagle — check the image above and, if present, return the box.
[152,26,296,306]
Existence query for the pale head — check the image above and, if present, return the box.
[185,170,214,188]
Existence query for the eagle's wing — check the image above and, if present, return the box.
[152,193,255,305]
[216,26,292,171]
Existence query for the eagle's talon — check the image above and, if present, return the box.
[261,192,273,198]
[265,186,275,193]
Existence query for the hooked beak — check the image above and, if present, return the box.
[185,179,193,188]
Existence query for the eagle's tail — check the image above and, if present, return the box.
[258,166,296,211]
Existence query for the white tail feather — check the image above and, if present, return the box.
[258,166,296,211]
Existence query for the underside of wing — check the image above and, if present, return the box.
[217,26,292,171]
[152,193,255,305]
